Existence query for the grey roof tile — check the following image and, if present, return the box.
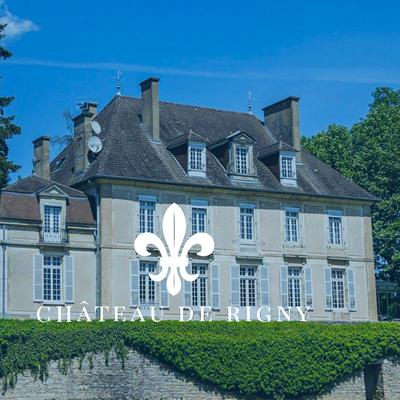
[49,96,377,202]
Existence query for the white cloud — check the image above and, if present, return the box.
[4,57,400,85]
[0,0,39,41]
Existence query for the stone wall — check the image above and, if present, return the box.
[2,350,399,400]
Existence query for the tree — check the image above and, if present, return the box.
[51,108,73,149]
[0,24,21,188]
[302,88,400,282]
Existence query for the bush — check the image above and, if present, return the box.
[1,320,400,398]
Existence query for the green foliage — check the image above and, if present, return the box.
[0,24,21,188]
[301,88,400,282]
[1,320,400,398]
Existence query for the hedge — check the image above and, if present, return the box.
[1,320,400,398]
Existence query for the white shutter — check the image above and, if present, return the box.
[184,261,192,307]
[324,267,333,310]
[230,265,240,307]
[280,266,288,309]
[130,260,139,307]
[65,256,74,303]
[348,269,357,311]
[211,264,220,310]
[33,254,43,302]
[304,267,313,310]
[159,262,169,308]
[259,265,270,307]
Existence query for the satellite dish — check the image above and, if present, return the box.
[92,120,101,134]
[88,136,103,154]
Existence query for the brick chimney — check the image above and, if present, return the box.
[72,101,98,174]
[33,136,51,180]
[139,77,160,141]
[263,96,301,162]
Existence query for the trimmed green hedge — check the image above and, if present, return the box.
[1,320,400,398]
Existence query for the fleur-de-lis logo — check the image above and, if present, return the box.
[134,203,215,296]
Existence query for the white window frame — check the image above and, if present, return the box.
[139,195,156,234]
[188,142,206,178]
[191,264,208,308]
[331,268,345,309]
[240,266,257,307]
[285,207,300,244]
[287,267,302,308]
[139,261,157,308]
[235,146,249,175]
[280,152,297,186]
[44,204,62,243]
[328,210,343,247]
[239,204,255,243]
[43,256,62,303]
[191,199,208,234]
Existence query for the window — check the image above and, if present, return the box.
[328,212,343,246]
[192,207,207,234]
[188,143,206,177]
[240,267,256,307]
[331,269,345,309]
[189,147,204,170]
[139,199,156,233]
[285,209,299,243]
[54,156,67,171]
[235,147,249,175]
[44,205,61,243]
[139,262,156,306]
[288,268,301,307]
[191,264,208,307]
[43,256,62,301]
[240,206,254,241]
[281,156,295,179]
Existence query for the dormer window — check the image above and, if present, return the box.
[208,131,257,182]
[280,152,297,186]
[188,142,206,178]
[235,147,249,175]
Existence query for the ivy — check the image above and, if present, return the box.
[1,320,400,398]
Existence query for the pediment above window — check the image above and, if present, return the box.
[37,184,69,198]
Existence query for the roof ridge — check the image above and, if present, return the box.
[119,95,259,117]
[98,96,121,176]
[6,174,43,190]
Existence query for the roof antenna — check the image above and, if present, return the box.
[248,90,255,114]
[114,70,124,96]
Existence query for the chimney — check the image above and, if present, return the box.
[139,77,160,141]
[33,136,51,180]
[263,96,301,162]
[72,101,98,174]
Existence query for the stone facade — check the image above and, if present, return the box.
[3,350,399,400]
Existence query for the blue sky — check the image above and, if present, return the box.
[2,0,400,181]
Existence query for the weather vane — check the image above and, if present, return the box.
[248,90,255,114]
[114,70,124,96]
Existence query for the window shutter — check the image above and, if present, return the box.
[211,264,220,310]
[33,254,43,302]
[230,264,240,307]
[130,260,139,307]
[184,261,192,307]
[159,262,169,308]
[324,267,333,310]
[304,267,313,310]
[348,269,357,311]
[65,256,74,303]
[280,266,288,309]
[259,265,270,307]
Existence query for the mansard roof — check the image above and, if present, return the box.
[0,175,95,225]
[49,95,378,202]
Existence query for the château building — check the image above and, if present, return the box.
[0,77,378,321]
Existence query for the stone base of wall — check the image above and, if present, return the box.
[2,350,400,400]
